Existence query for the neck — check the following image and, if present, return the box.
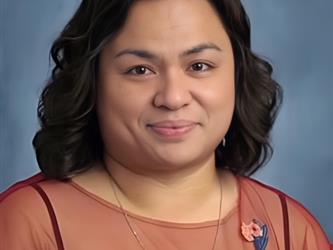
[102,155,222,220]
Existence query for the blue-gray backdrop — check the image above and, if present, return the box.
[1,0,332,241]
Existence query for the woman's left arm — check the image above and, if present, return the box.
[286,196,331,249]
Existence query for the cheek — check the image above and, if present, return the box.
[97,86,134,124]
[96,76,153,129]
[198,78,235,144]
[96,83,144,148]
[204,53,235,118]
[199,74,235,120]
[207,82,235,142]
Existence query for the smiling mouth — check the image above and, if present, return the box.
[147,120,198,139]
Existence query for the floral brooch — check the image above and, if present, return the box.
[241,219,269,250]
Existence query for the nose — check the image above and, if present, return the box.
[153,69,192,110]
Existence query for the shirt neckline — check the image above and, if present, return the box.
[69,173,241,229]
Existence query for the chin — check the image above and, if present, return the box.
[152,149,212,170]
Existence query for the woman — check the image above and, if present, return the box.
[0,0,331,249]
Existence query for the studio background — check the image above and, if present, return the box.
[1,0,332,241]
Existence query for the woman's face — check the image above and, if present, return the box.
[97,0,235,172]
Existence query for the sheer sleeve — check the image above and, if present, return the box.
[0,186,57,250]
[286,195,331,249]
[239,176,331,249]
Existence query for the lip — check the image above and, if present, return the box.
[147,120,198,139]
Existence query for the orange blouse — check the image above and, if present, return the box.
[0,173,331,250]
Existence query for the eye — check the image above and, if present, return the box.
[189,62,212,72]
[126,65,154,75]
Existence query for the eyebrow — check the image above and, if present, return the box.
[114,42,222,60]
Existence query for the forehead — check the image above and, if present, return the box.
[107,0,230,54]
[127,0,220,28]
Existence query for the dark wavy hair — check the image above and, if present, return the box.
[32,0,283,179]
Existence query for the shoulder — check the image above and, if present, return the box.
[0,183,47,233]
[238,176,322,221]
[0,172,72,213]
[238,175,288,199]
[0,173,59,249]
[0,172,46,202]
[238,176,331,248]
[0,173,47,210]
[1,185,41,211]
[0,173,55,227]
[238,176,323,225]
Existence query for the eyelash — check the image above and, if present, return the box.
[125,62,215,76]
[125,65,154,76]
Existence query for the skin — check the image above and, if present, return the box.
[73,0,238,222]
